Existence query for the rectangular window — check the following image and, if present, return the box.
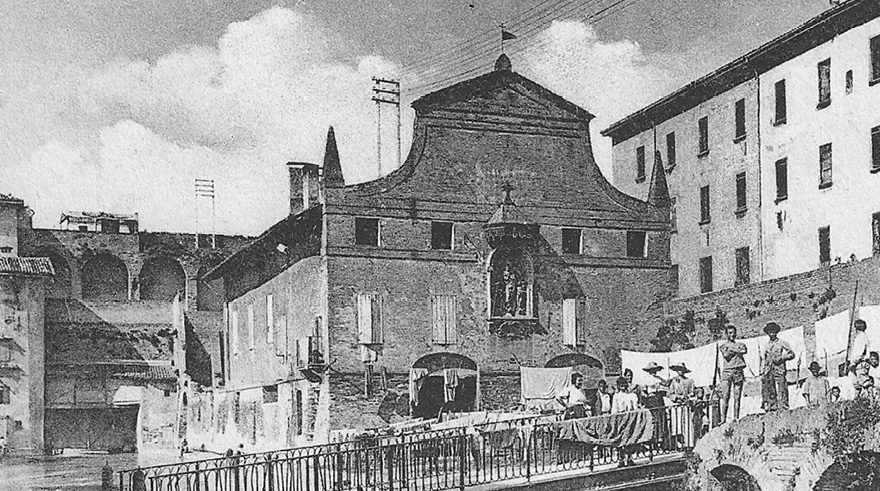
[775,158,788,201]
[734,99,746,140]
[699,256,713,294]
[819,226,831,264]
[670,264,680,297]
[431,295,457,345]
[562,298,587,346]
[670,197,677,233]
[266,294,274,344]
[247,303,255,349]
[231,310,240,354]
[636,145,646,182]
[774,79,787,124]
[846,70,853,94]
[561,228,581,254]
[699,185,711,224]
[354,217,380,246]
[262,385,278,404]
[666,132,676,169]
[735,172,747,212]
[819,143,833,189]
[357,294,384,344]
[626,231,647,258]
[873,212,880,256]
[735,247,751,287]
[871,35,880,83]
[431,221,453,250]
[698,116,709,155]
[818,58,831,108]
[872,126,880,171]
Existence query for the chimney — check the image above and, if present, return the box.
[0,195,26,257]
[287,162,321,215]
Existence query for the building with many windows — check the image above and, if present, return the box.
[603,0,880,297]
[196,54,673,450]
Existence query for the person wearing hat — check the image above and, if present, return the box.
[761,322,795,411]
[802,361,830,408]
[849,319,872,397]
[719,325,748,422]
[668,363,695,405]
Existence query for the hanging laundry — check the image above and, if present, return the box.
[409,368,429,406]
[519,367,573,411]
[815,310,851,361]
[854,306,880,353]
[622,342,718,389]
[444,368,460,403]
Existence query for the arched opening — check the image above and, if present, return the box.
[82,254,128,301]
[29,251,72,299]
[545,354,604,389]
[813,451,880,491]
[709,464,763,491]
[139,256,186,301]
[197,264,224,311]
[411,352,478,420]
[488,246,534,318]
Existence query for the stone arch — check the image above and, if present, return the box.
[138,256,186,301]
[545,353,604,387]
[29,249,73,299]
[813,451,880,491]
[709,464,763,491]
[411,352,478,419]
[196,264,224,311]
[82,253,128,301]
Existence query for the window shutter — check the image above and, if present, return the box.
[247,303,255,349]
[432,296,457,345]
[576,298,589,345]
[357,294,373,344]
[275,314,287,357]
[231,310,240,354]
[445,297,457,345]
[266,294,274,344]
[370,295,384,344]
[562,298,577,346]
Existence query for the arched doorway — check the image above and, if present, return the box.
[709,464,763,491]
[545,353,604,390]
[814,452,880,491]
[411,353,478,420]
[139,256,186,301]
[82,254,128,301]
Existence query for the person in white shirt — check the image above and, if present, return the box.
[850,320,871,396]
[611,376,639,414]
[557,373,590,419]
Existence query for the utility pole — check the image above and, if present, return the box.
[195,178,216,249]
[372,77,401,177]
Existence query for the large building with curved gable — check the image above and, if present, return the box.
[197,55,674,449]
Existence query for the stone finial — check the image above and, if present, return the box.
[322,126,344,188]
[647,150,670,209]
[494,54,512,72]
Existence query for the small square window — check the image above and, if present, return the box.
[431,222,453,250]
[262,385,278,404]
[626,231,647,258]
[355,218,380,246]
[561,228,581,254]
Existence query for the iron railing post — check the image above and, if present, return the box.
[267,455,275,491]
[458,434,467,491]
[525,427,531,482]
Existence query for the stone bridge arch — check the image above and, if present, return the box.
[709,464,763,491]
[693,404,880,491]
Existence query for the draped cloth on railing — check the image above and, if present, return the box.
[555,409,654,447]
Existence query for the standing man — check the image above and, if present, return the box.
[849,320,871,397]
[761,322,795,411]
[802,361,830,408]
[719,325,748,422]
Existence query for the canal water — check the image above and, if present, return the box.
[0,449,216,490]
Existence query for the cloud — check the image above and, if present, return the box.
[515,20,687,181]
[3,7,404,234]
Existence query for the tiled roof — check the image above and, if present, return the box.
[112,364,177,382]
[48,362,177,381]
[0,257,55,276]
[61,211,138,221]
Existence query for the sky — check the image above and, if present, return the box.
[0,0,829,235]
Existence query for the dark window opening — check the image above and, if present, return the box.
[636,145,646,182]
[561,228,581,254]
[666,132,676,169]
[819,226,831,264]
[699,256,713,294]
[873,212,880,256]
[846,70,854,94]
[735,247,750,287]
[818,58,831,108]
[819,143,833,189]
[698,116,709,155]
[871,35,880,84]
[262,385,278,404]
[774,79,787,124]
[735,172,747,213]
[734,99,746,140]
[626,231,647,258]
[777,211,785,231]
[670,197,677,233]
[872,126,880,171]
[670,264,679,297]
[431,221,453,250]
[99,219,120,234]
[78,225,88,232]
[355,218,379,246]
[699,185,711,224]
[775,159,788,201]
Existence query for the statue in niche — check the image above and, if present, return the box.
[516,280,528,316]
[503,264,517,315]
[490,247,533,318]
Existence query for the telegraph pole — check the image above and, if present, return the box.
[372,77,401,177]
[195,179,216,248]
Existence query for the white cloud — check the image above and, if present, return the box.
[515,20,686,182]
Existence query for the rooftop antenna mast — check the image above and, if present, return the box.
[372,77,401,178]
[195,178,216,249]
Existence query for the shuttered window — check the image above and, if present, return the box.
[818,58,831,108]
[431,295,457,345]
[666,132,676,169]
[231,310,240,354]
[636,146,646,182]
[872,126,880,171]
[819,143,833,189]
[266,294,274,344]
[357,294,384,344]
[562,298,588,346]
[247,303,255,349]
[774,80,786,124]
